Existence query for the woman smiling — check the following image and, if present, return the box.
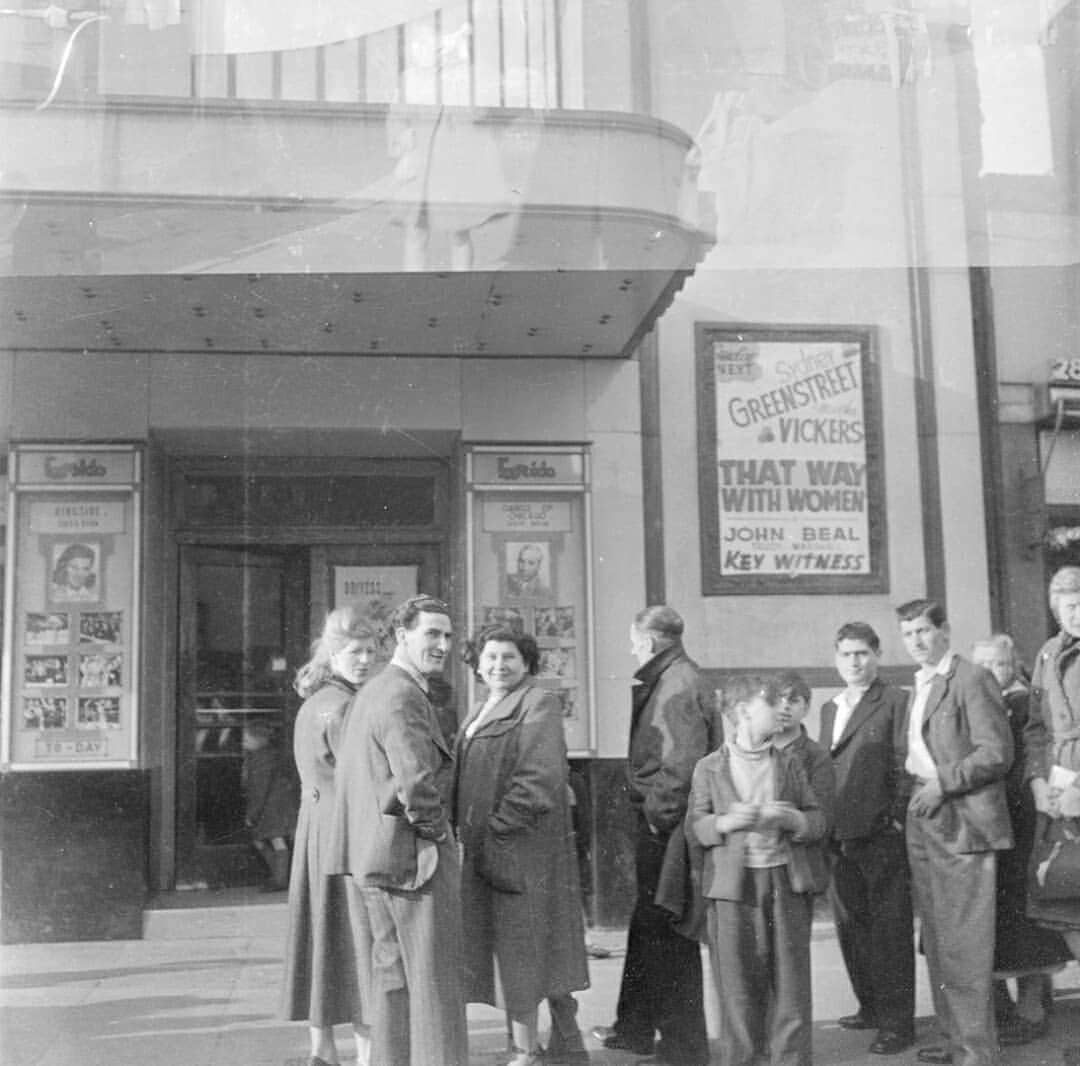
[454,626,589,1066]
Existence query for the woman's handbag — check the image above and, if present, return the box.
[1029,814,1080,901]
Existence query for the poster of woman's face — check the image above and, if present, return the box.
[49,540,101,604]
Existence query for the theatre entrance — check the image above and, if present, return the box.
[168,454,448,890]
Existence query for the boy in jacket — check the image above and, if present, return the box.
[689,675,828,1066]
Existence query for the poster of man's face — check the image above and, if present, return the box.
[49,541,101,604]
[504,541,551,600]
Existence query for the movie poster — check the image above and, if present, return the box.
[697,325,887,594]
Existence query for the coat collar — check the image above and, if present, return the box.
[827,677,887,750]
[921,653,960,722]
[325,674,358,697]
[631,642,685,735]
[707,743,792,801]
[633,640,686,686]
[460,679,532,736]
[383,662,453,756]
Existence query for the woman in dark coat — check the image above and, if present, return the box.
[282,606,379,1066]
[455,626,590,1066]
[971,634,1068,1045]
[1026,567,1080,1063]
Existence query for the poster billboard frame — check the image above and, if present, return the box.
[696,322,889,596]
[464,443,595,756]
[2,443,142,771]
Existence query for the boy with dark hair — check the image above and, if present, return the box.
[689,675,828,1066]
[774,670,836,832]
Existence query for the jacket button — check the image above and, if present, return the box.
[311,788,320,802]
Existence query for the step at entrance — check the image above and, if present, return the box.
[143,888,288,940]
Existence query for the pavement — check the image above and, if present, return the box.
[3,893,1080,1066]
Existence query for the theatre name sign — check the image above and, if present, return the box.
[696,324,888,596]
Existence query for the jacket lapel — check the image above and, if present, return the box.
[921,660,954,728]
[392,663,454,759]
[630,644,681,737]
[833,681,885,750]
[714,748,742,807]
[462,683,530,739]
[818,700,836,748]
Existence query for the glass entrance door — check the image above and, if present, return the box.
[176,544,308,889]
[174,540,445,889]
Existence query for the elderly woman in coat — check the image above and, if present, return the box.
[455,625,590,1066]
[1026,567,1080,936]
[1026,566,1080,1061]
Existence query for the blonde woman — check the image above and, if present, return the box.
[282,607,379,1066]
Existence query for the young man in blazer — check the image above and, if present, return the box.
[329,595,467,1066]
[819,622,915,1056]
[897,599,1014,1066]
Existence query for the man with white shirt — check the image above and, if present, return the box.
[896,599,1013,1066]
[818,622,915,1056]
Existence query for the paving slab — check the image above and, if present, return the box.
[4,922,1080,1066]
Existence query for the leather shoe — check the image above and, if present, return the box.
[916,1048,953,1064]
[870,1030,915,1055]
[838,1012,877,1031]
[590,1026,654,1055]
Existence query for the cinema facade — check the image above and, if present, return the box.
[0,1,1077,940]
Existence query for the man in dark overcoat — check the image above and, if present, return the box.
[593,605,720,1065]
[329,594,467,1066]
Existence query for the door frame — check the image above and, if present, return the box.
[155,454,454,892]
[165,533,448,891]
[174,542,310,888]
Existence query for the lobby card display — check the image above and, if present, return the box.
[2,446,141,769]
[466,447,594,753]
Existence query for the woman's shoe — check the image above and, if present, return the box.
[507,1048,544,1066]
